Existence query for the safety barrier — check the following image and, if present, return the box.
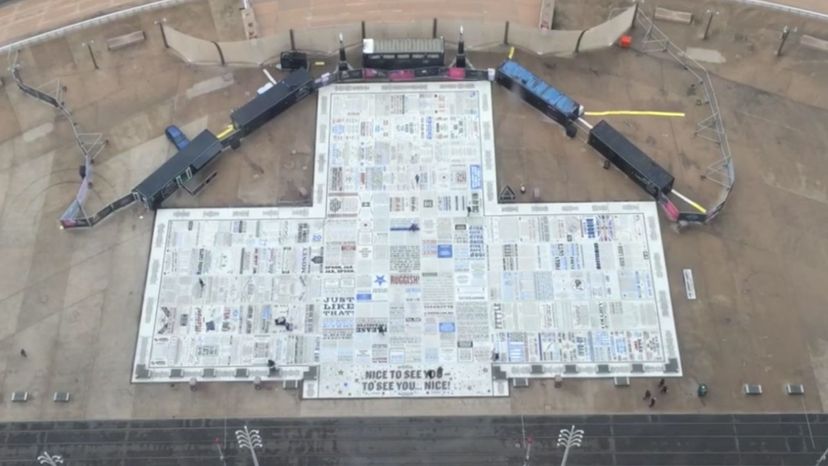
[161,6,637,67]
[365,20,434,41]
[727,0,828,21]
[579,5,637,52]
[630,9,735,224]
[293,23,361,55]
[436,20,505,50]
[161,22,223,65]
[9,54,119,229]
[508,23,582,56]
[0,0,198,54]
[59,194,136,229]
[219,35,291,67]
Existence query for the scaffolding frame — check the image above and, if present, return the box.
[611,6,735,223]
[9,51,111,227]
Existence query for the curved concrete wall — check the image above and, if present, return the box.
[436,19,507,50]
[163,6,635,67]
[219,34,291,66]
[579,5,637,52]
[508,23,583,56]
[163,23,222,65]
[293,22,362,55]
[365,20,434,40]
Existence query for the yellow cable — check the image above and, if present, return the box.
[585,110,686,117]
[216,124,235,140]
[672,189,708,214]
[508,46,515,59]
[687,200,708,214]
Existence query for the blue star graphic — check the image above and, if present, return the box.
[374,275,386,286]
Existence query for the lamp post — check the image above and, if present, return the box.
[213,437,227,466]
[556,425,584,466]
[777,26,796,56]
[37,451,64,465]
[80,41,98,70]
[703,10,719,40]
[522,435,534,466]
[815,445,828,466]
[235,425,263,466]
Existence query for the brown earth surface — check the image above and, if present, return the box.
[0,0,826,421]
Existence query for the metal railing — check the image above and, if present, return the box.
[726,0,828,21]
[0,0,198,54]
[622,7,735,223]
[159,6,637,67]
[7,51,130,229]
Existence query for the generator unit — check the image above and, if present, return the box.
[362,38,445,69]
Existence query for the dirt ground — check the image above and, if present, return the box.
[0,0,826,422]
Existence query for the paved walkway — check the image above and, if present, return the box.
[760,0,828,12]
[0,0,150,45]
[2,0,826,48]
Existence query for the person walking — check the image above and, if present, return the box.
[649,397,656,408]
[660,385,668,394]
[658,378,665,388]
[20,349,27,358]
[643,389,651,400]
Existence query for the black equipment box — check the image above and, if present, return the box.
[280,51,308,70]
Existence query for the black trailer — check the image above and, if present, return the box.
[230,68,314,137]
[588,120,674,198]
[362,38,445,69]
[132,129,223,209]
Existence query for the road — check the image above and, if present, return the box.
[2,414,827,465]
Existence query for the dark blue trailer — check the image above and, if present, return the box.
[495,60,583,137]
